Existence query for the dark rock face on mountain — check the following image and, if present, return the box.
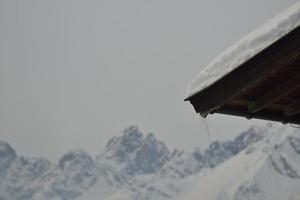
[270,131,300,180]
[192,126,265,168]
[95,126,171,189]
[0,141,16,175]
[289,135,300,154]
[52,149,98,200]
[105,126,144,162]
[127,132,170,175]
[234,126,265,151]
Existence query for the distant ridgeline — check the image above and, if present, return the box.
[0,124,300,200]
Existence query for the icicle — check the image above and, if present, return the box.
[199,116,211,153]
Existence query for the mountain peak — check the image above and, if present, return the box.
[55,148,98,199]
[123,125,141,138]
[120,126,144,152]
[99,127,170,177]
[0,141,16,174]
[104,126,144,161]
[0,141,16,157]
[126,131,170,175]
[145,132,155,141]
[59,149,95,171]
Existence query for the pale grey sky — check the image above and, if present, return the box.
[0,0,298,161]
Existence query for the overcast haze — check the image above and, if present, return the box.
[0,0,298,161]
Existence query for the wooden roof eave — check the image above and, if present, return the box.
[185,25,300,120]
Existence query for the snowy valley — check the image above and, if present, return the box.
[0,123,300,200]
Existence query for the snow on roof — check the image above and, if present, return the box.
[186,2,300,99]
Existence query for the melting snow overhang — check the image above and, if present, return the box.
[185,2,300,124]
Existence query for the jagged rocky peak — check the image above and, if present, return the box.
[58,149,98,187]
[203,140,237,168]
[234,125,266,150]
[105,126,144,160]
[59,149,96,173]
[53,149,98,199]
[194,125,268,168]
[130,132,170,174]
[123,125,143,138]
[0,141,17,173]
[143,132,169,154]
[119,126,144,153]
[99,126,171,176]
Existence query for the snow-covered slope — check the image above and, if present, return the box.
[183,123,300,200]
[99,124,289,200]
[186,1,300,98]
[0,124,299,200]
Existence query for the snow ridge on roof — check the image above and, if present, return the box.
[186,2,300,99]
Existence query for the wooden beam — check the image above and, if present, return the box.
[247,74,300,113]
[227,100,284,110]
[283,100,300,116]
[216,106,300,124]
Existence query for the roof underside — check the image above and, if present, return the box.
[186,25,300,124]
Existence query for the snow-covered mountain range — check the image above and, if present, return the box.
[0,123,299,200]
